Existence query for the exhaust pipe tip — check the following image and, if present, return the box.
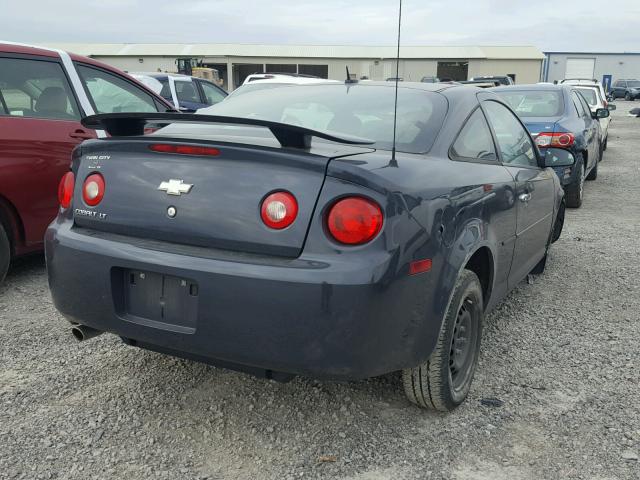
[71,325,103,342]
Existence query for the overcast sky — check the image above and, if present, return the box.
[3,0,639,52]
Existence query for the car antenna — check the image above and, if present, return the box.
[390,0,402,166]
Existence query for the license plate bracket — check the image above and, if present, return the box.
[121,269,198,333]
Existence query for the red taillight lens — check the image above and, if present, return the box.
[58,172,75,209]
[149,144,220,156]
[535,132,575,148]
[260,191,298,229]
[82,173,105,207]
[327,197,383,245]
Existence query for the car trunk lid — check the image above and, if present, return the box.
[72,138,373,257]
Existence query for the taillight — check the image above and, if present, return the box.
[58,172,75,209]
[260,191,298,229]
[327,197,383,245]
[535,132,575,148]
[149,144,220,156]
[82,173,105,207]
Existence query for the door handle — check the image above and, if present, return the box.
[69,129,94,140]
[519,193,531,203]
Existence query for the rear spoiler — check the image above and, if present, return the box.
[82,113,375,149]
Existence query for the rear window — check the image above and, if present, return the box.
[199,84,448,153]
[575,88,598,106]
[495,90,563,117]
[627,80,640,88]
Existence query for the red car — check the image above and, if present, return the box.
[0,42,174,282]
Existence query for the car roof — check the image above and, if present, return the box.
[134,72,193,80]
[0,42,59,58]
[243,73,338,85]
[493,83,571,92]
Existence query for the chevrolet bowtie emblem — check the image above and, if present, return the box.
[158,179,193,196]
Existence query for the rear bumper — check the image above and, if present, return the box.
[45,220,441,380]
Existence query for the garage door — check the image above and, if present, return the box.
[565,58,595,80]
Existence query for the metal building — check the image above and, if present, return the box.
[543,52,640,91]
[43,43,544,91]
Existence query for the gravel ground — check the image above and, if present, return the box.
[1,103,639,480]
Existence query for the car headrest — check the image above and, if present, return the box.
[35,87,68,114]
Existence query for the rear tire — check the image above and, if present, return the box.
[551,201,565,244]
[586,158,598,181]
[403,269,483,411]
[0,223,10,284]
[565,157,585,208]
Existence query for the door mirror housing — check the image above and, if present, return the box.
[593,108,610,119]
[542,148,575,167]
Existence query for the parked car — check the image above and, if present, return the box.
[609,79,640,100]
[46,82,565,411]
[574,85,616,150]
[561,78,607,106]
[420,76,440,83]
[0,42,174,283]
[131,73,227,112]
[471,75,514,86]
[460,80,500,88]
[229,74,339,99]
[242,73,326,86]
[494,84,608,208]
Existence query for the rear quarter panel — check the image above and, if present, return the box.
[326,150,517,361]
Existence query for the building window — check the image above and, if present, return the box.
[298,64,329,78]
[265,64,297,74]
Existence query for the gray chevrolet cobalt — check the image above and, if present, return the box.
[46,82,565,410]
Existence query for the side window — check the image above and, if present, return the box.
[175,81,200,103]
[571,91,587,118]
[199,81,226,105]
[450,108,496,160]
[0,57,80,120]
[577,94,592,118]
[483,101,538,168]
[76,64,157,113]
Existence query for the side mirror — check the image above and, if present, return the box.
[542,148,575,167]
[607,104,617,111]
[593,108,610,119]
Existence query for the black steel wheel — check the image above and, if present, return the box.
[449,296,480,396]
[403,269,483,411]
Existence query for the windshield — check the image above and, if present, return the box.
[495,90,564,117]
[575,88,598,106]
[199,84,448,153]
[628,80,640,88]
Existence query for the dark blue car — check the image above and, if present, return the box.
[494,84,609,208]
[45,83,565,411]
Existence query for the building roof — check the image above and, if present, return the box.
[40,43,545,60]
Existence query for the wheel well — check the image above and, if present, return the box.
[464,247,493,307]
[0,195,25,255]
